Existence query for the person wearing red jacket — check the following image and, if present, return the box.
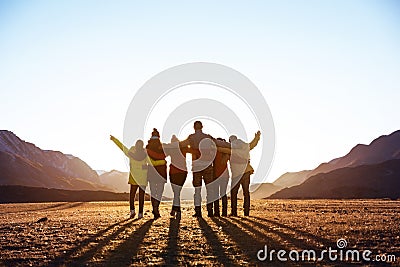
[164,135,189,219]
[213,138,230,216]
[146,128,167,219]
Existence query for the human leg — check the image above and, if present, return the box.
[171,183,181,211]
[192,171,203,216]
[149,181,158,217]
[203,165,215,217]
[153,182,164,218]
[170,172,186,212]
[130,185,139,218]
[213,176,222,216]
[220,177,229,216]
[213,185,220,216]
[138,185,146,215]
[230,176,241,216]
[241,172,251,216]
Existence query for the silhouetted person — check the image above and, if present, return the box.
[146,128,167,219]
[180,121,229,217]
[110,135,166,219]
[213,138,230,216]
[218,131,261,216]
[164,135,189,219]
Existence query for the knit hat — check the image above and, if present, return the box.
[151,128,160,139]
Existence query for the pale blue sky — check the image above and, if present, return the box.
[1,0,399,182]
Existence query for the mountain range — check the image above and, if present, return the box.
[0,130,111,191]
[269,159,400,199]
[272,130,400,188]
[264,130,400,199]
[98,170,130,192]
[1,129,399,201]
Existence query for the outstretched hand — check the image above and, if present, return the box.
[255,131,261,137]
[110,135,116,141]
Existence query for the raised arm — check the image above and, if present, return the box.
[110,135,129,156]
[249,131,261,150]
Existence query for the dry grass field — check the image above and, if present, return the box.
[0,200,399,266]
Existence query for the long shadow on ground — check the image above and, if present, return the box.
[49,218,132,266]
[232,216,321,251]
[250,216,334,247]
[162,217,180,265]
[101,219,154,266]
[212,217,297,266]
[197,217,237,266]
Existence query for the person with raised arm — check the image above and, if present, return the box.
[217,131,261,216]
[110,135,165,219]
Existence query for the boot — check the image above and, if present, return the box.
[152,199,161,219]
[231,208,238,217]
[207,203,214,217]
[153,209,161,219]
[214,200,220,217]
[192,206,202,217]
[244,208,250,216]
[222,195,228,216]
[221,210,228,217]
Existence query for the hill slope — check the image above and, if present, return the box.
[273,130,400,188]
[99,170,130,193]
[269,159,400,199]
[0,130,111,191]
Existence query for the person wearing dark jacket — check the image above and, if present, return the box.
[179,121,230,217]
[146,128,167,219]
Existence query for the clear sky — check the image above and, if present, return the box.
[1,0,399,182]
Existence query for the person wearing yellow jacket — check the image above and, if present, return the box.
[110,135,166,219]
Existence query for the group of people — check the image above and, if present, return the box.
[110,121,261,219]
